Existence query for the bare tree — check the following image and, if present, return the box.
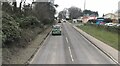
[32,2,56,25]
[2,1,12,13]
[58,10,66,19]
[12,0,17,13]
[68,6,82,19]
[19,0,24,12]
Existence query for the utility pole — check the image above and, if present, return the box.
[83,0,86,16]
[84,0,86,10]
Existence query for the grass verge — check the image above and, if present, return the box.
[77,25,118,50]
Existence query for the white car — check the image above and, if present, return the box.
[116,24,120,27]
[62,19,66,23]
[73,19,77,23]
[105,23,116,26]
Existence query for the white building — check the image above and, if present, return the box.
[104,13,117,19]
[104,13,118,23]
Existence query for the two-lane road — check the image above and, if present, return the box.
[30,22,115,64]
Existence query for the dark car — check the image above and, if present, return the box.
[52,25,62,35]
[58,19,61,23]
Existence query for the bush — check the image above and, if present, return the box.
[42,19,54,25]
[42,19,50,25]
[87,23,119,34]
[2,12,43,45]
[18,16,41,29]
[2,12,21,44]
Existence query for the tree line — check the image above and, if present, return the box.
[58,6,99,19]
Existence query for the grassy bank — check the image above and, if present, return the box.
[77,25,118,50]
[2,11,52,64]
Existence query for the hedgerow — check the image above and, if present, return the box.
[18,16,41,29]
[2,12,21,44]
[86,23,120,34]
[2,12,42,46]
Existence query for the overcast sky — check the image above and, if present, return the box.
[16,0,120,17]
[54,0,120,17]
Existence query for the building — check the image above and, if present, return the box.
[104,13,118,23]
[82,16,89,23]
[104,13,117,19]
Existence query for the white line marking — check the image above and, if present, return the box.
[81,35,91,44]
[30,42,44,63]
[68,47,74,62]
[66,37,69,43]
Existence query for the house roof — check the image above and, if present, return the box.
[104,13,117,17]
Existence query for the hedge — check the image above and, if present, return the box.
[86,23,120,34]
[2,12,42,46]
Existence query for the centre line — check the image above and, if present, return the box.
[66,37,69,43]
[68,47,74,62]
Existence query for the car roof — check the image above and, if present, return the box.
[53,25,61,26]
[53,25,61,28]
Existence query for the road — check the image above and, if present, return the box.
[30,22,115,64]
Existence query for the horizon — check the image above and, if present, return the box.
[54,0,120,17]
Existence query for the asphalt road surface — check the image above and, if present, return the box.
[30,22,115,64]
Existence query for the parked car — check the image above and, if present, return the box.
[52,25,62,35]
[96,17,104,25]
[104,23,116,26]
[63,20,66,23]
[73,19,77,23]
[116,24,120,27]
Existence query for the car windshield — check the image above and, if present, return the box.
[53,26,60,29]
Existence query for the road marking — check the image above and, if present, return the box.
[30,41,44,63]
[81,35,91,44]
[66,37,69,43]
[68,47,74,62]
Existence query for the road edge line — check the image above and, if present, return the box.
[25,28,52,65]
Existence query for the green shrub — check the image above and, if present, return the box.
[42,19,51,25]
[2,12,21,44]
[87,23,119,34]
[2,12,43,45]
[19,16,41,28]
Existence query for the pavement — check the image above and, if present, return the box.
[30,22,116,64]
